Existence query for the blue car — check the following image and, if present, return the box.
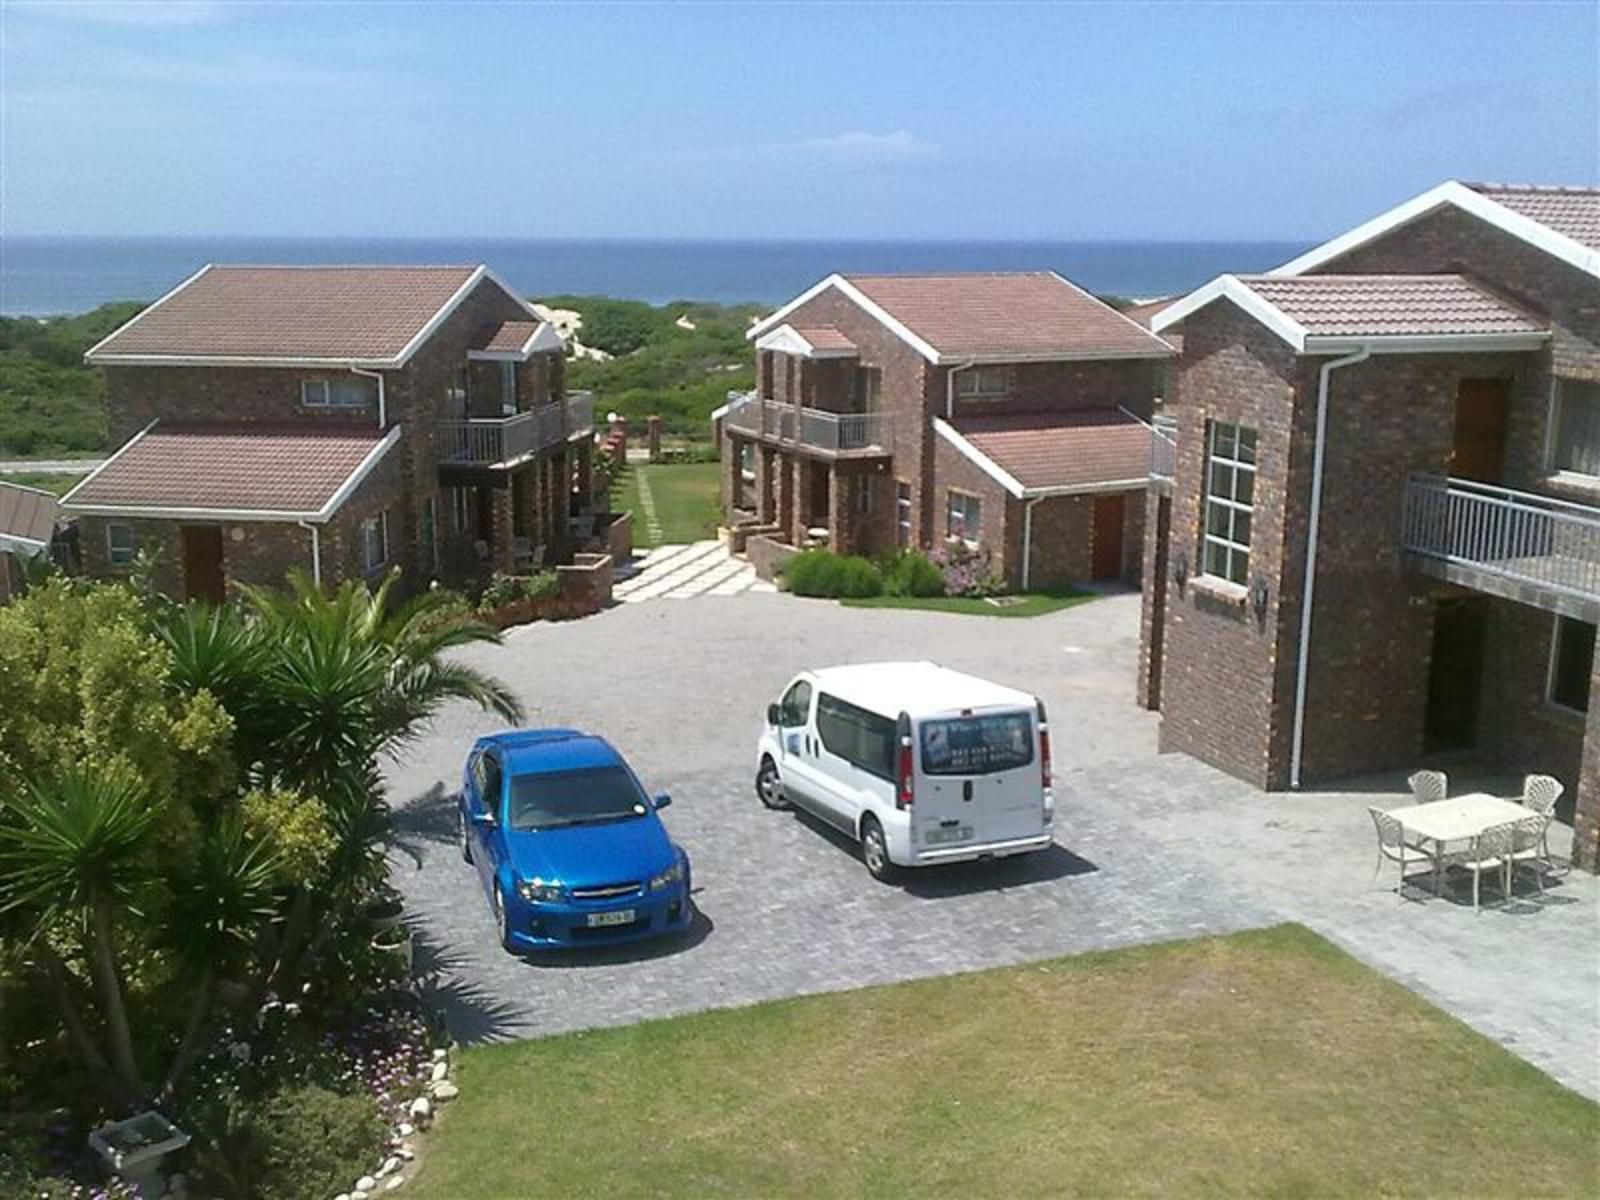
[457,729,694,952]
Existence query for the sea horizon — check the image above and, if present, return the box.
[1,234,1313,317]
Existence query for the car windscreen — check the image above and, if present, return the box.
[508,766,649,830]
[919,712,1034,776]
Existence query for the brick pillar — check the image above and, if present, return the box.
[1136,489,1171,711]
[828,464,849,555]
[648,415,663,463]
[575,442,594,514]
[722,435,742,514]
[490,485,515,575]
[765,448,783,526]
[1575,654,1600,872]
[788,455,807,545]
[549,451,568,561]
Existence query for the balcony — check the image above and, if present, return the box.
[1402,474,1600,619]
[438,391,594,467]
[1149,413,1177,484]
[724,390,892,457]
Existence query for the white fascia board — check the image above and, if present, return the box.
[1020,478,1149,498]
[749,274,945,363]
[1272,181,1600,281]
[1151,275,1309,351]
[59,419,160,508]
[467,322,565,363]
[84,353,403,368]
[753,323,859,359]
[0,533,50,556]
[747,275,844,340]
[314,425,404,520]
[932,418,1026,497]
[709,402,731,421]
[1304,331,1551,355]
[480,265,545,323]
[83,264,216,362]
[390,265,489,366]
[959,346,1177,364]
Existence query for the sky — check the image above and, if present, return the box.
[2,0,1597,241]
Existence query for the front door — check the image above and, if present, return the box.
[180,525,225,604]
[1091,494,1126,581]
[1450,378,1511,483]
[1424,596,1488,752]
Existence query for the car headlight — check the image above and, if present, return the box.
[516,877,564,904]
[647,861,684,892]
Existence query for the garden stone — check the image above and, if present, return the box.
[396,1122,415,1137]
[431,1048,448,1063]
[430,1080,460,1102]
[408,1097,432,1122]
[430,1061,449,1083]
[378,1156,401,1178]
[355,1176,377,1194]
[397,1145,415,1161]
[385,1178,405,1192]
[335,1195,351,1200]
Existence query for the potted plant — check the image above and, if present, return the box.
[89,1111,191,1198]
[371,923,414,975]
[362,887,405,933]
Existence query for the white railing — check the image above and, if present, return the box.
[724,390,892,453]
[1150,413,1177,481]
[1402,474,1600,602]
[439,391,595,465]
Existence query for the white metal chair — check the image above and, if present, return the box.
[1458,821,1516,913]
[1368,807,1436,899]
[1506,814,1552,895]
[1407,769,1448,803]
[1519,774,1564,868]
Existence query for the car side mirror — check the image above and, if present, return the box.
[653,793,672,810]
[472,810,498,828]
[767,703,781,726]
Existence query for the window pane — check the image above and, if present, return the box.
[1235,467,1255,507]
[920,712,1033,776]
[1237,427,1257,464]
[1211,422,1236,459]
[1551,617,1596,712]
[1555,380,1600,476]
[1206,500,1230,538]
[1209,461,1233,497]
[1227,547,1248,585]
[1204,539,1228,577]
[1233,510,1252,548]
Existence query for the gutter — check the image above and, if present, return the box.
[945,360,977,420]
[1289,345,1371,790]
[350,364,387,428]
[298,520,322,587]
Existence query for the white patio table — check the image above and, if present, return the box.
[1385,792,1528,896]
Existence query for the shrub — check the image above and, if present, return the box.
[525,569,560,599]
[197,1084,387,1200]
[784,549,884,598]
[883,551,946,598]
[929,541,1005,597]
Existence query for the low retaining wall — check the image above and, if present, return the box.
[478,553,613,630]
[606,511,633,565]
[724,520,781,555]
[747,534,798,583]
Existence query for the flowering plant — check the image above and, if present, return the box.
[928,540,1005,597]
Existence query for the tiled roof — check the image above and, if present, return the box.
[0,482,59,548]
[792,326,856,352]
[952,408,1150,492]
[841,272,1172,359]
[1237,274,1546,337]
[86,265,484,363]
[479,321,541,353]
[65,424,391,517]
[1118,297,1178,329]
[1467,183,1600,251]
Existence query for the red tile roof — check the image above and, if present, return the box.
[64,424,392,517]
[478,321,541,353]
[951,408,1150,492]
[1118,297,1179,329]
[1468,183,1600,252]
[1238,274,1546,337]
[0,482,59,548]
[792,325,856,353]
[841,272,1172,360]
[86,265,485,364]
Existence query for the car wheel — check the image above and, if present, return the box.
[492,885,514,952]
[458,806,474,864]
[756,756,791,811]
[860,815,895,882]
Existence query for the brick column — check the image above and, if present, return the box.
[548,451,568,561]
[828,465,850,555]
[1136,489,1171,711]
[1574,653,1600,873]
[648,415,663,463]
[490,485,515,574]
[721,434,741,513]
[788,455,807,545]
[575,442,594,514]
[753,445,775,522]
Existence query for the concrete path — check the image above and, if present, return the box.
[612,540,775,601]
[0,458,102,474]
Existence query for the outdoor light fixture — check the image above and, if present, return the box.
[1171,549,1188,588]
[1250,574,1270,615]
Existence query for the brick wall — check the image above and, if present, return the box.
[932,429,1014,581]
[1137,489,1171,708]
[946,358,1162,421]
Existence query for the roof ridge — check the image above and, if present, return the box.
[841,270,1056,279]
[1465,181,1600,196]
[205,263,482,271]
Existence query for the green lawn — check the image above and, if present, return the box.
[841,588,1096,618]
[409,925,1597,1199]
[611,461,721,548]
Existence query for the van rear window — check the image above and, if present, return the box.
[920,713,1033,776]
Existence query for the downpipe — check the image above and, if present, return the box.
[297,520,322,587]
[350,364,387,428]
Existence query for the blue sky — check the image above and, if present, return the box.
[3,0,1596,240]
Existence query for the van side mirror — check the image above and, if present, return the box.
[653,793,672,810]
[766,703,781,727]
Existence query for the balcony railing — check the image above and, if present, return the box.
[438,391,594,466]
[1402,474,1600,604]
[724,390,892,454]
[1150,413,1177,481]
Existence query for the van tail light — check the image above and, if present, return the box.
[1037,700,1052,791]
[896,712,914,810]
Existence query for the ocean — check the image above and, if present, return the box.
[0,236,1310,317]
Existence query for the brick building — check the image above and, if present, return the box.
[64,264,596,599]
[1136,180,1600,871]
[720,273,1174,589]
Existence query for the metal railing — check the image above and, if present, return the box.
[1150,413,1177,481]
[723,390,892,453]
[1402,474,1600,603]
[438,391,595,465]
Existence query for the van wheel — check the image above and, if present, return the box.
[860,816,895,882]
[756,757,791,810]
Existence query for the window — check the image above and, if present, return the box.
[301,378,373,409]
[420,496,438,574]
[361,511,389,573]
[499,361,518,415]
[778,679,812,727]
[452,487,471,534]
[447,368,469,416]
[1202,420,1257,585]
[853,473,873,515]
[947,490,981,544]
[816,693,897,781]
[1550,378,1600,477]
[956,366,1009,398]
[896,481,912,548]
[106,522,135,567]
[920,712,1034,776]
[1549,615,1596,713]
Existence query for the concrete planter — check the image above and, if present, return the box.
[89,1111,190,1198]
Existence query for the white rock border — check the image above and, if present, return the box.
[341,1045,458,1199]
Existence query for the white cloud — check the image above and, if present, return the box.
[788,130,942,166]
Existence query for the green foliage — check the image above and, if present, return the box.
[478,569,559,610]
[883,550,947,598]
[201,1083,387,1200]
[240,789,337,887]
[0,302,141,456]
[784,550,885,598]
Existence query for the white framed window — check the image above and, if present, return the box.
[302,378,372,409]
[1549,377,1600,478]
[896,481,912,548]
[956,366,1009,398]
[947,490,981,544]
[361,511,389,573]
[452,487,471,534]
[1202,420,1257,586]
[499,361,518,415]
[1548,614,1595,714]
[106,522,135,567]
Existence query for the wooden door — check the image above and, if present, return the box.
[1424,597,1487,751]
[180,526,225,604]
[1450,378,1511,483]
[1091,494,1126,581]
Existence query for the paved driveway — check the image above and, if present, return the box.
[384,589,1599,1100]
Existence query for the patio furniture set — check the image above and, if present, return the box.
[1369,773,1564,910]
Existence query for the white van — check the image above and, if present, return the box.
[754,662,1054,880]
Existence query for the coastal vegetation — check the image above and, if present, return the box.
[0,304,133,457]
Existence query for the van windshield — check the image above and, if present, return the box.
[919,712,1033,776]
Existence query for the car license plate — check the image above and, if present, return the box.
[587,909,635,928]
[925,826,973,846]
